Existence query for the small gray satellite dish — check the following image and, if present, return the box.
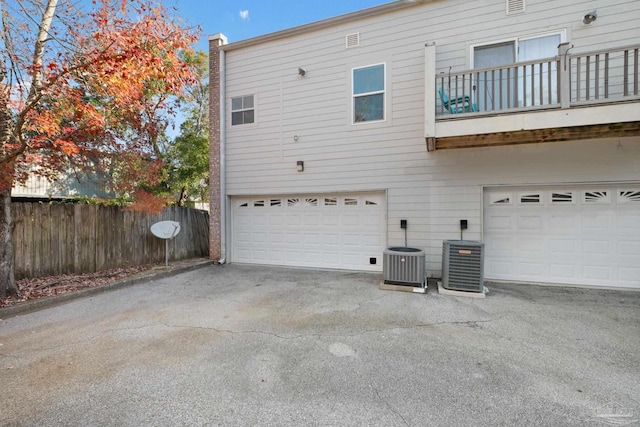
[151,221,181,266]
[151,221,181,239]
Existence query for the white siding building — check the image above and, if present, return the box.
[209,0,640,289]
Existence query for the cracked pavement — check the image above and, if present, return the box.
[1,264,639,426]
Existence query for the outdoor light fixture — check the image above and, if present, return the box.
[298,67,306,77]
[583,10,597,24]
[297,161,304,172]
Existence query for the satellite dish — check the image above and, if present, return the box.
[151,221,181,266]
[151,221,181,239]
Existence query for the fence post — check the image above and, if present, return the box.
[559,42,571,109]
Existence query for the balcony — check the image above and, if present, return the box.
[424,43,640,151]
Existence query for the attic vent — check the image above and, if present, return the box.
[506,0,525,15]
[346,33,360,48]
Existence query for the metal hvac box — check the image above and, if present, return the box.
[442,240,484,292]
[383,247,426,287]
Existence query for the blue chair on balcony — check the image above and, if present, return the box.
[438,88,478,114]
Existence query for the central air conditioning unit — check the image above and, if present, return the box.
[383,247,426,287]
[442,240,484,292]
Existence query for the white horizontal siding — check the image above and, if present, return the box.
[220,0,640,279]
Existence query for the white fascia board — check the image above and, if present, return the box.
[219,0,425,51]
[436,103,640,138]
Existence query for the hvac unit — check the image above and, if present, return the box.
[442,240,484,292]
[383,247,426,287]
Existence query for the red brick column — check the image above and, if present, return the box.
[208,34,226,262]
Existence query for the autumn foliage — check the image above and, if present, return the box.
[0,0,200,296]
[1,0,199,199]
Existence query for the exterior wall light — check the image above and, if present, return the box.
[297,161,304,172]
[583,10,597,24]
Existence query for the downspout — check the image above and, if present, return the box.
[218,42,227,264]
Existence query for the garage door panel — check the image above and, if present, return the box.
[485,215,513,230]
[549,263,575,278]
[342,234,360,246]
[549,215,579,232]
[485,185,639,288]
[487,261,512,276]
[362,213,383,226]
[517,237,545,253]
[252,232,267,244]
[618,213,640,229]
[583,240,609,255]
[322,214,340,226]
[618,241,640,255]
[269,233,285,244]
[233,193,385,272]
[268,215,286,226]
[267,251,284,262]
[549,239,576,254]
[620,267,640,282]
[517,262,546,277]
[485,236,514,254]
[582,213,611,231]
[583,265,612,280]
[341,214,361,226]
[341,254,361,269]
[303,233,321,245]
[517,215,544,230]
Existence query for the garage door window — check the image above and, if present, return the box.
[551,191,574,204]
[519,192,542,204]
[618,190,640,203]
[490,192,512,205]
[583,191,610,204]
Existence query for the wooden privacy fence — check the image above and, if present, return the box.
[12,203,209,280]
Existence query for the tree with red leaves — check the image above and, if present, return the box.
[0,0,199,297]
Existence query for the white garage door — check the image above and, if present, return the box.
[232,193,386,271]
[484,185,640,288]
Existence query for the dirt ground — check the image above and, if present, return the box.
[1,260,207,308]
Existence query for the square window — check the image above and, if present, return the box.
[231,95,254,125]
[353,64,385,123]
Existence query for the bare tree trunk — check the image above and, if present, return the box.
[0,0,58,298]
[0,187,16,297]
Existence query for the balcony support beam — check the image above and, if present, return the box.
[424,42,436,150]
[433,122,640,150]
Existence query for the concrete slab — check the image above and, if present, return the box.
[437,280,487,298]
[1,264,638,426]
[379,282,427,293]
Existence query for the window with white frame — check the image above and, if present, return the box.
[352,64,385,123]
[231,95,254,125]
[472,31,564,110]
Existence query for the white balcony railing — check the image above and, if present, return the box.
[435,43,640,117]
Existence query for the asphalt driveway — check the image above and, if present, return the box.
[1,264,639,426]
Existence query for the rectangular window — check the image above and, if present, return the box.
[472,32,563,111]
[353,64,384,123]
[231,95,254,125]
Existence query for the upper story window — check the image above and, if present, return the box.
[352,64,385,123]
[231,95,254,125]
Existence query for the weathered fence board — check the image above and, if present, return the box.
[11,203,209,280]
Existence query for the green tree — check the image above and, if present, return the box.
[166,50,209,207]
[0,0,198,297]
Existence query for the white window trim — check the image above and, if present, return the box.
[351,62,386,125]
[470,29,567,68]
[230,94,256,126]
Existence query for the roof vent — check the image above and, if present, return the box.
[506,0,525,15]
[346,33,360,48]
